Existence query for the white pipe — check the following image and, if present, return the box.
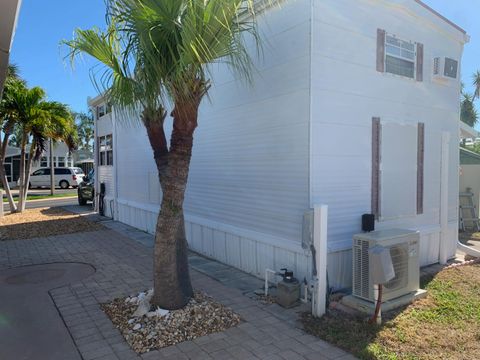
[457,242,480,258]
[264,269,277,296]
[439,132,450,264]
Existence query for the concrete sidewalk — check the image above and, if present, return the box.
[0,207,356,360]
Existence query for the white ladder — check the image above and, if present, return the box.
[459,190,480,232]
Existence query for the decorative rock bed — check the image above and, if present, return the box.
[0,207,104,241]
[101,291,241,354]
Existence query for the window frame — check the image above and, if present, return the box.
[40,156,48,167]
[384,33,417,80]
[98,134,114,166]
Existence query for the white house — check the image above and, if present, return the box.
[89,0,468,290]
[4,142,76,186]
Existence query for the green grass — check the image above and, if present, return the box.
[302,263,480,360]
[2,193,76,203]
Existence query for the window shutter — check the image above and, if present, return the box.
[416,43,424,81]
[417,123,425,214]
[376,29,386,73]
[372,117,381,218]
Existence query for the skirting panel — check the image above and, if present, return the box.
[116,201,313,283]
[115,201,454,292]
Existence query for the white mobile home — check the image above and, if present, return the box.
[90,0,468,290]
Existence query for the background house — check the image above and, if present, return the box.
[90,0,468,290]
[3,141,83,186]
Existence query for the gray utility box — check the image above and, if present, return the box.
[277,279,300,308]
[352,229,420,303]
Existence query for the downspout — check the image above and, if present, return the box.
[308,0,314,209]
[439,132,450,264]
[112,107,118,220]
[93,104,99,213]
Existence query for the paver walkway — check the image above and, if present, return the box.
[0,209,355,360]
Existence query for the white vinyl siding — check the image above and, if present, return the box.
[311,0,463,286]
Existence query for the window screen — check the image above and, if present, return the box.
[385,35,415,79]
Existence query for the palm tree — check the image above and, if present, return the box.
[0,65,26,212]
[473,71,480,101]
[4,83,77,211]
[20,101,77,211]
[461,93,478,127]
[63,0,263,309]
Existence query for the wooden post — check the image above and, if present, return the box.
[312,204,328,317]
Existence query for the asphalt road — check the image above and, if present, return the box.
[2,195,79,212]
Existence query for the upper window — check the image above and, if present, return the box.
[385,34,416,79]
[40,156,48,167]
[96,103,111,119]
[97,105,106,118]
[98,134,113,166]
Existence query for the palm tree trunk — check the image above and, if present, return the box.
[0,134,17,212]
[17,137,26,212]
[144,104,198,310]
[21,144,36,211]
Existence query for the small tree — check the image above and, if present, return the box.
[64,0,266,309]
[74,110,94,151]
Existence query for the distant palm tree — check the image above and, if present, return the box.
[3,83,77,211]
[461,93,478,127]
[64,0,264,309]
[0,65,25,211]
[473,71,480,100]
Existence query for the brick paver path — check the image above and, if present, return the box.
[0,227,356,360]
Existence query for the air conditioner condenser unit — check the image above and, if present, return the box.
[433,57,458,79]
[352,229,420,303]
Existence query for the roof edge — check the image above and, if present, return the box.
[414,0,466,35]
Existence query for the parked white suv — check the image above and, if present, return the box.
[28,167,84,189]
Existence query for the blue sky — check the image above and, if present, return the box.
[10,0,107,114]
[9,0,480,115]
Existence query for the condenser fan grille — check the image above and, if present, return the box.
[352,238,411,301]
[383,244,409,292]
[353,239,370,299]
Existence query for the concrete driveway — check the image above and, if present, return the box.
[0,263,95,360]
